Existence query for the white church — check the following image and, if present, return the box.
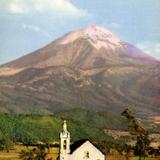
[59,120,105,160]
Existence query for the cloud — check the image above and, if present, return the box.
[22,24,40,32]
[22,24,51,38]
[7,0,89,17]
[109,23,120,29]
[136,41,160,59]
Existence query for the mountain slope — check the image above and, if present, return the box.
[0,25,159,119]
[1,25,156,70]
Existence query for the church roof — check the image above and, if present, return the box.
[70,139,105,155]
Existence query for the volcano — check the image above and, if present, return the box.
[0,25,159,118]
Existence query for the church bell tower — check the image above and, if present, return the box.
[60,120,70,160]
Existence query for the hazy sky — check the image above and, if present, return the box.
[0,0,160,65]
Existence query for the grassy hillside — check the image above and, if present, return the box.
[0,109,129,144]
[57,108,128,130]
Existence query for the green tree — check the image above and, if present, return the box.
[35,145,47,160]
[19,149,35,160]
[17,131,37,149]
[0,133,14,152]
[134,135,150,157]
[20,145,47,160]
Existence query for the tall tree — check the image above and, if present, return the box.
[121,108,150,160]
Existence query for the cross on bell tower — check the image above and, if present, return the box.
[60,120,70,160]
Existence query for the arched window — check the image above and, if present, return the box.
[84,151,90,159]
[63,140,67,150]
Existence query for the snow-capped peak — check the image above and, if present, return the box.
[59,25,122,50]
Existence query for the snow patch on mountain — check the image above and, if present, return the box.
[59,25,122,50]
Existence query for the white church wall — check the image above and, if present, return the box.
[70,140,105,160]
